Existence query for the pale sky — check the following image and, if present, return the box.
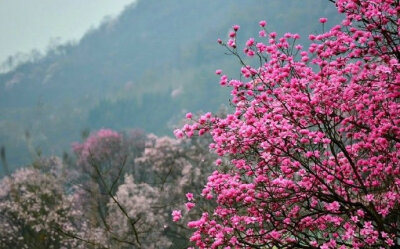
[0,0,136,64]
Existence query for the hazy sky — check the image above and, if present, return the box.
[0,0,136,63]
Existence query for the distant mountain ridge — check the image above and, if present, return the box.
[0,0,341,169]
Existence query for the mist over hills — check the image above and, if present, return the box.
[0,0,341,169]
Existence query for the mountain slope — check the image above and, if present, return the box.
[0,0,341,169]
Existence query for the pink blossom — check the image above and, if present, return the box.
[185,202,195,211]
[178,1,400,248]
[259,20,267,27]
[319,17,327,23]
[186,192,194,201]
[246,38,255,47]
[172,210,182,222]
[173,129,184,139]
[186,112,193,119]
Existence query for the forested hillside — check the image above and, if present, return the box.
[0,0,341,169]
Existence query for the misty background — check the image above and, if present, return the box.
[0,0,341,171]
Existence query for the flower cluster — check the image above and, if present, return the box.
[72,129,123,168]
[69,130,216,247]
[0,167,89,248]
[106,174,171,248]
[135,134,217,245]
[176,0,400,248]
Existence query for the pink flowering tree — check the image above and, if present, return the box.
[72,129,126,236]
[72,129,146,185]
[72,129,126,178]
[71,129,150,247]
[175,0,400,248]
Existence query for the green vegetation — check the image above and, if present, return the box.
[0,0,341,170]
